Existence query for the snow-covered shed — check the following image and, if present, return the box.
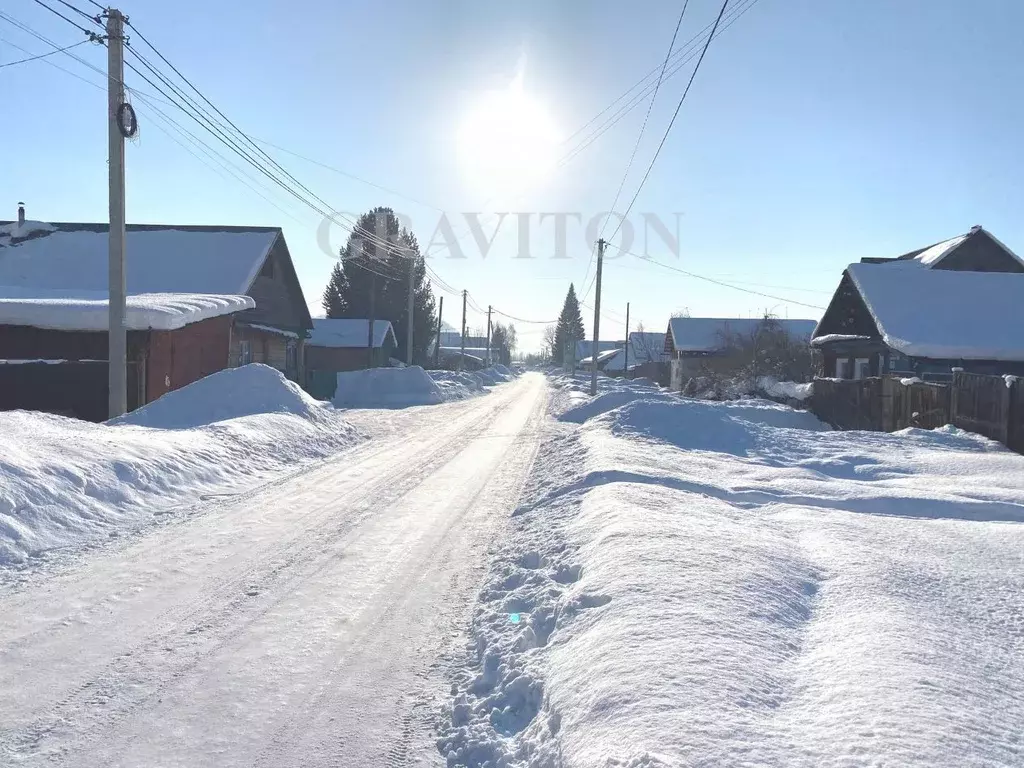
[812,226,1024,380]
[0,212,311,419]
[305,318,399,398]
[0,215,313,381]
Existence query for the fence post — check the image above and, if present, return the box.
[881,376,895,432]
[998,377,1012,446]
[950,368,962,429]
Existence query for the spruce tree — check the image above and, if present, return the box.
[320,207,437,365]
[553,283,586,365]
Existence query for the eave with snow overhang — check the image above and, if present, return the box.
[0,217,313,381]
[0,289,254,332]
[812,226,1024,381]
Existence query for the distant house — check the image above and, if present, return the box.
[812,226,1024,381]
[438,347,488,370]
[579,348,621,372]
[664,316,817,390]
[580,332,671,378]
[574,339,622,363]
[306,318,398,399]
[0,213,312,419]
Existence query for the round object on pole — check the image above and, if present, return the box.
[116,102,138,138]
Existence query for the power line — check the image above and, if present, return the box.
[558,0,759,171]
[607,0,731,246]
[29,0,99,37]
[122,21,404,259]
[581,0,691,303]
[605,243,827,310]
[48,0,102,26]
[0,37,85,67]
[490,308,557,325]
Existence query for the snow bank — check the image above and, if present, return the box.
[333,366,443,408]
[114,364,326,428]
[429,370,486,401]
[0,365,361,568]
[427,366,519,401]
[443,380,1024,766]
[757,376,813,402]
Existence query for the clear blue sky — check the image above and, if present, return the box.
[4,0,1024,351]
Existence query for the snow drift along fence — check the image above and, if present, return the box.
[812,372,1024,454]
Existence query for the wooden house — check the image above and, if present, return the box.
[664,317,817,391]
[812,226,1024,381]
[0,214,313,419]
[305,318,398,399]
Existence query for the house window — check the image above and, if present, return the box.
[286,341,297,372]
[835,358,852,379]
[854,357,871,380]
[239,339,252,365]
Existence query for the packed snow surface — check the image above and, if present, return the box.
[0,364,360,566]
[0,287,253,331]
[442,372,1024,767]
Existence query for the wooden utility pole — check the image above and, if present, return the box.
[486,305,492,366]
[405,256,415,366]
[590,238,605,396]
[624,301,630,379]
[367,270,376,368]
[459,289,467,372]
[434,295,443,368]
[107,8,127,418]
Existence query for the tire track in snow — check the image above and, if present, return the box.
[0,385,534,765]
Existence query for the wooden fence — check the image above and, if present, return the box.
[811,372,1023,454]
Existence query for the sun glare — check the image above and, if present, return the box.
[457,71,561,198]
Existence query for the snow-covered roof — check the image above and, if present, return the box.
[580,348,621,365]
[911,234,969,267]
[575,339,622,361]
[847,262,1024,361]
[0,222,280,295]
[0,287,253,331]
[892,226,1024,269]
[666,317,818,353]
[308,318,396,349]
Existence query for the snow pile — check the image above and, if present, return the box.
[429,370,486,401]
[757,376,813,402]
[427,366,519,401]
[114,364,327,428]
[0,364,361,568]
[333,365,443,408]
[443,382,1024,766]
[0,287,253,331]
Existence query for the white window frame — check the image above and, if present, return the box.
[854,357,871,380]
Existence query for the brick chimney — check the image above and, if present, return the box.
[17,202,25,226]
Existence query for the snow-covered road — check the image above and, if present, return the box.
[0,373,548,767]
